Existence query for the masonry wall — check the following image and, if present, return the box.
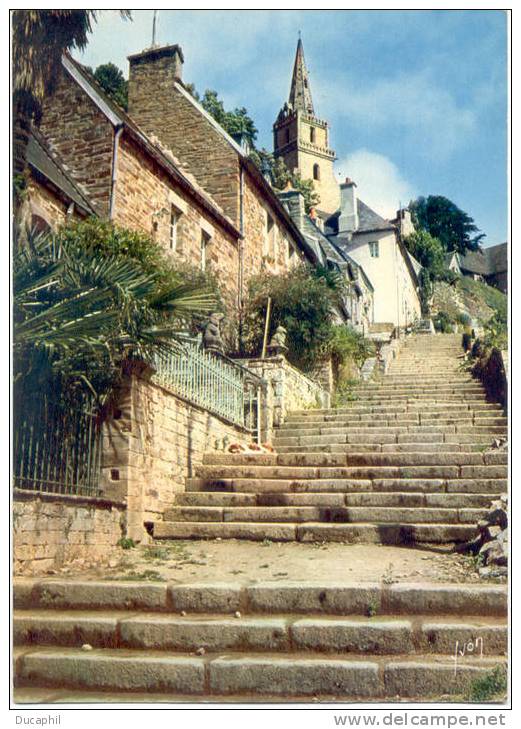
[39,68,114,216]
[114,135,240,313]
[241,175,305,291]
[128,68,240,225]
[27,176,70,229]
[100,367,251,539]
[13,491,125,575]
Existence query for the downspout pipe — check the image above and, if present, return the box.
[238,165,245,346]
[109,124,124,221]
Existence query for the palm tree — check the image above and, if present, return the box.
[12,11,131,219]
[14,226,217,408]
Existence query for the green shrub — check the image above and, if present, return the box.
[467,666,507,702]
[327,325,375,373]
[242,264,344,371]
[433,311,455,333]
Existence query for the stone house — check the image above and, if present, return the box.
[25,128,95,232]
[126,44,315,307]
[323,180,421,329]
[33,53,245,320]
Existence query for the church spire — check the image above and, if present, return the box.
[288,36,314,115]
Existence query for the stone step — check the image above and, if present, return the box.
[276,419,507,436]
[194,465,508,482]
[275,443,496,454]
[287,404,501,419]
[153,520,478,544]
[13,646,506,698]
[175,491,499,509]
[13,610,507,656]
[281,409,504,426]
[203,452,507,468]
[185,477,507,495]
[353,385,485,395]
[162,505,487,525]
[15,579,507,616]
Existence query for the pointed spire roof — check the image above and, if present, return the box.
[288,37,314,115]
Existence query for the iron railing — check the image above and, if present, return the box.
[153,339,266,433]
[13,390,102,497]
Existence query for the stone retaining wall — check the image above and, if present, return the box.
[100,364,251,540]
[13,490,125,575]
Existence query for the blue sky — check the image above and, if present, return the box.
[77,9,508,245]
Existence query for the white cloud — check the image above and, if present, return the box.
[316,68,478,160]
[335,149,416,219]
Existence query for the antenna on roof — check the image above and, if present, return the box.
[152,10,158,48]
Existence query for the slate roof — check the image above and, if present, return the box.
[27,131,95,215]
[322,198,395,237]
[485,243,507,273]
[444,244,507,277]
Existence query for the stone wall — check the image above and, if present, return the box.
[39,67,114,216]
[13,490,125,575]
[128,52,240,225]
[114,135,240,314]
[100,364,251,540]
[240,355,328,442]
[27,176,70,229]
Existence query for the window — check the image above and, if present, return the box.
[369,241,379,258]
[169,206,180,252]
[313,163,320,181]
[201,230,210,271]
[310,127,316,143]
[285,128,290,144]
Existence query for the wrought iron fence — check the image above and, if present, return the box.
[153,339,266,433]
[13,390,102,497]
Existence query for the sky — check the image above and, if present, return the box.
[77,9,508,246]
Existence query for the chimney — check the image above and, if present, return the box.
[338,178,358,234]
[127,44,184,121]
[396,208,414,237]
[278,188,305,230]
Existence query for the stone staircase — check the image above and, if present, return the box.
[13,578,507,701]
[154,334,508,545]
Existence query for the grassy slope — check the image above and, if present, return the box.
[432,277,507,324]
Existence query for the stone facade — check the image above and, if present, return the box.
[13,491,125,575]
[39,70,114,216]
[26,177,71,229]
[126,45,311,299]
[35,59,242,315]
[100,365,251,540]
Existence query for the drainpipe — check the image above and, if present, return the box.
[238,165,245,344]
[109,124,124,221]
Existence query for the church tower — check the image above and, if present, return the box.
[273,38,340,213]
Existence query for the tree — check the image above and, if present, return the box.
[404,229,446,279]
[197,89,258,148]
[242,264,344,370]
[11,10,131,230]
[409,195,485,254]
[13,222,217,409]
[93,62,128,110]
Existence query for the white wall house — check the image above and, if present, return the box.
[323,180,421,329]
